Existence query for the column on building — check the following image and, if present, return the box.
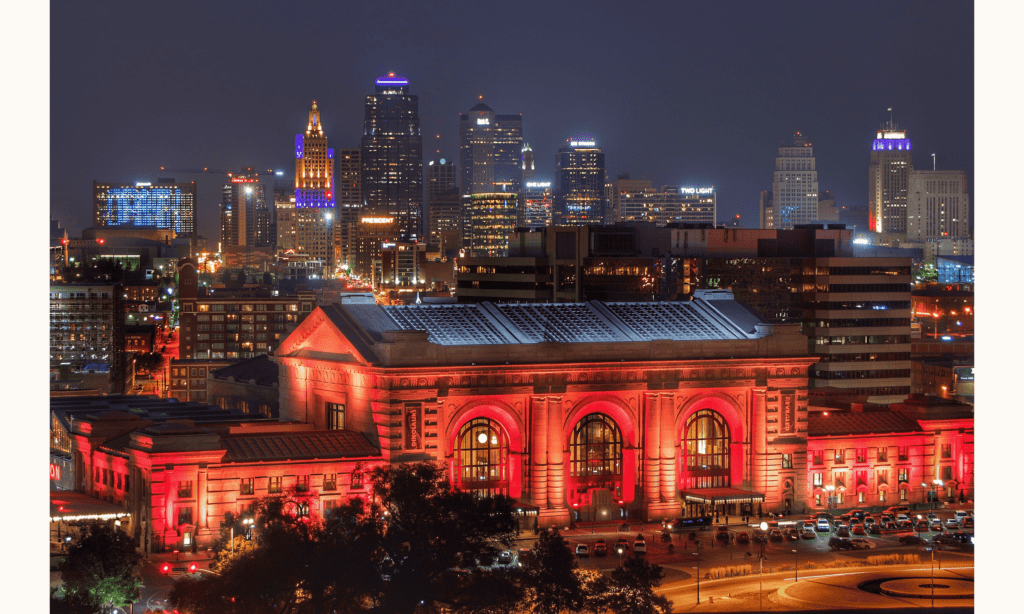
[529,396,548,509]
[658,393,678,506]
[752,387,768,497]
[546,397,564,512]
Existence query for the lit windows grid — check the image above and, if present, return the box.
[94,185,196,235]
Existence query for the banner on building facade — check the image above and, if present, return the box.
[405,403,422,449]
[780,390,795,434]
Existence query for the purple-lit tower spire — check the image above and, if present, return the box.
[868,114,914,233]
[293,101,337,272]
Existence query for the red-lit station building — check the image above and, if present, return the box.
[57,290,974,553]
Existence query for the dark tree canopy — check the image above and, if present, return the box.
[606,555,673,614]
[58,523,142,613]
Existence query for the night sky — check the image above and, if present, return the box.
[51,0,974,241]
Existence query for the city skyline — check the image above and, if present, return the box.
[50,1,974,241]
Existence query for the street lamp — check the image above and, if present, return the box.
[933,479,944,503]
[759,521,768,613]
[792,548,798,582]
[617,546,624,568]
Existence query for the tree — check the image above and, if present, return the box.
[605,556,673,614]
[58,523,142,613]
[521,529,606,614]
[366,462,518,613]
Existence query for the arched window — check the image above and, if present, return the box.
[570,414,623,485]
[683,409,731,489]
[454,417,508,497]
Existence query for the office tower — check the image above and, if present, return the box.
[334,149,361,269]
[361,72,423,242]
[94,180,197,239]
[275,194,297,252]
[907,170,970,242]
[220,167,270,250]
[759,190,774,229]
[520,180,553,229]
[522,143,536,182]
[612,179,717,226]
[608,177,652,224]
[270,170,293,251]
[294,101,336,270]
[554,138,605,225]
[468,191,518,257]
[869,120,914,233]
[459,102,524,197]
[427,159,460,252]
[770,132,819,229]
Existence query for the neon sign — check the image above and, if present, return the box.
[361,217,394,224]
[680,187,714,195]
[476,117,490,125]
[50,463,61,481]
[570,140,596,147]
[526,182,551,188]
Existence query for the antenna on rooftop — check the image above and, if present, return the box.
[932,153,936,171]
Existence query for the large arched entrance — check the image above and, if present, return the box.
[568,413,623,521]
[682,409,731,489]
[453,417,509,497]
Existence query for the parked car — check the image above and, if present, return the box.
[633,539,647,555]
[929,519,944,531]
[575,544,590,558]
[839,513,853,522]
[769,529,784,542]
[851,524,866,536]
[944,518,960,529]
[885,506,910,517]
[736,532,750,544]
[784,528,800,541]
[927,511,938,521]
[801,528,817,539]
[716,526,730,541]
[615,538,630,553]
[850,538,876,550]
[753,529,768,544]
[498,550,512,565]
[880,514,893,525]
[863,516,876,527]
[593,539,608,557]
[835,525,850,537]
[915,518,930,530]
[816,518,831,532]
[849,509,867,520]
[828,536,854,550]
[867,524,882,535]
[897,520,913,530]
[802,521,816,532]
[898,534,924,546]
[961,517,974,529]
[517,548,532,566]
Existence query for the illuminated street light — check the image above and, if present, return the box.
[759,521,768,613]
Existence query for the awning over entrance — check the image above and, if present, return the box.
[680,487,765,506]
[513,503,541,517]
[50,490,130,522]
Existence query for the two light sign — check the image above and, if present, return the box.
[680,187,715,195]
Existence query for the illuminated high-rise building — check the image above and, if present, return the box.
[220,167,270,253]
[770,132,819,229]
[468,191,518,257]
[906,170,969,242]
[427,159,460,251]
[554,138,605,225]
[869,118,914,233]
[520,180,553,229]
[361,73,423,242]
[334,149,361,270]
[521,143,536,182]
[94,180,197,239]
[294,101,336,269]
[459,102,523,197]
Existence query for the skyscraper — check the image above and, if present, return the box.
[770,132,819,229]
[520,180,553,229]
[220,167,270,252]
[94,180,197,239]
[906,170,970,242]
[554,138,605,226]
[334,149,361,269]
[426,159,460,252]
[361,72,423,242]
[459,102,523,197]
[869,119,913,233]
[295,101,336,269]
[521,143,535,182]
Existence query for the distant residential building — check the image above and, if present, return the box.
[907,170,969,242]
[176,259,314,359]
[381,243,428,288]
[817,190,839,222]
[168,357,237,403]
[361,73,423,242]
[94,180,198,240]
[554,138,606,225]
[770,132,819,229]
[869,122,914,233]
[124,324,157,354]
[50,283,126,393]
